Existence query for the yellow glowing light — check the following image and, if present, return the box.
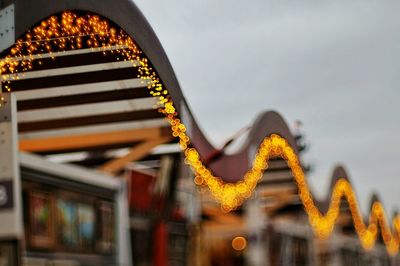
[232,236,247,251]
[1,12,400,255]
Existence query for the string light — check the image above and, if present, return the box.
[1,12,400,255]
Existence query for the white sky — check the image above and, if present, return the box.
[134,0,400,214]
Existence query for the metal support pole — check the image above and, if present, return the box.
[0,92,23,265]
[115,179,133,266]
[245,196,268,266]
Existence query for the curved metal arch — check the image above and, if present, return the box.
[208,110,299,182]
[316,165,354,213]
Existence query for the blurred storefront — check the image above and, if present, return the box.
[20,153,127,266]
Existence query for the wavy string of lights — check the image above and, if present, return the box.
[1,12,399,255]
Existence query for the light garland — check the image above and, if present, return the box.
[1,12,400,255]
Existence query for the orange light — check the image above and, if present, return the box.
[232,236,247,251]
[1,11,400,256]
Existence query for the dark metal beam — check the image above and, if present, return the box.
[17,87,151,110]
[7,67,139,90]
[1,50,130,74]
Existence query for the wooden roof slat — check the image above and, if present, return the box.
[258,178,297,186]
[2,51,132,75]
[19,126,170,153]
[261,170,294,182]
[5,45,128,63]
[32,87,152,111]
[14,78,148,101]
[18,98,157,122]
[3,60,137,81]
[7,67,140,91]
[19,119,169,140]
[17,87,152,111]
[99,136,173,174]
[18,109,164,132]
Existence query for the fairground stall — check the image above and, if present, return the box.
[0,0,200,264]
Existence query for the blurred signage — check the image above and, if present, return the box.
[0,180,13,210]
[127,170,155,212]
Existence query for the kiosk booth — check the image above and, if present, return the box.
[0,94,131,265]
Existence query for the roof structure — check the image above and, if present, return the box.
[0,0,301,181]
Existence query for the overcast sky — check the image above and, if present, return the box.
[134,0,400,214]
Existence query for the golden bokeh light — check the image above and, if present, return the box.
[232,236,247,251]
[1,11,400,255]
